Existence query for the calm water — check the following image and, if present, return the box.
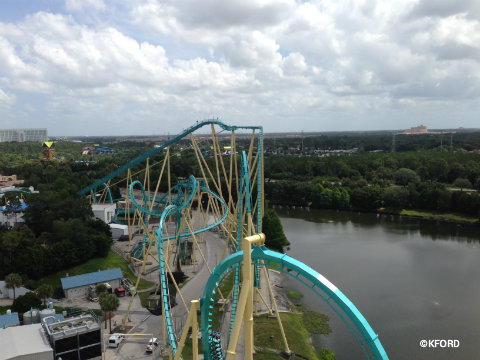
[277,207,480,360]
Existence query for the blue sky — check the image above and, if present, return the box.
[0,0,479,136]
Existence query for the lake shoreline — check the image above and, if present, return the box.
[271,204,480,226]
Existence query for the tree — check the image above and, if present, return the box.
[99,293,120,333]
[36,284,54,307]
[262,209,290,252]
[453,178,472,191]
[96,283,108,297]
[394,168,419,186]
[11,292,42,313]
[5,273,22,300]
[350,186,381,211]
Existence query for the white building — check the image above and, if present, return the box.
[109,223,129,239]
[0,128,47,142]
[91,203,116,223]
[0,281,31,299]
[0,323,53,360]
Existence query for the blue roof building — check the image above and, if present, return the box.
[0,312,20,328]
[61,268,123,299]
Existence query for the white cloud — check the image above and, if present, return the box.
[0,88,15,107]
[0,1,479,134]
[65,0,106,13]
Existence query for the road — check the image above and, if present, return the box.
[105,229,228,359]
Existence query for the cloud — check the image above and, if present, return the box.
[65,0,106,13]
[0,1,480,134]
[0,88,15,107]
[409,0,480,18]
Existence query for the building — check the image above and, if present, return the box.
[0,323,53,360]
[43,314,102,360]
[0,281,31,300]
[91,203,116,223]
[0,312,20,328]
[0,128,47,142]
[60,268,123,299]
[0,201,28,228]
[403,125,428,134]
[0,175,24,187]
[109,223,129,239]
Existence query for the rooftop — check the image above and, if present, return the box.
[44,314,100,341]
[0,323,53,359]
[0,312,20,328]
[61,267,123,290]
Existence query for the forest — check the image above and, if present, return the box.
[264,151,480,216]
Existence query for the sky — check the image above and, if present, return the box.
[0,0,479,136]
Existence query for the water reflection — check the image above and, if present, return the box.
[278,208,480,360]
[273,206,480,243]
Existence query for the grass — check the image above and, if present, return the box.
[37,250,154,292]
[287,291,303,300]
[399,209,479,224]
[254,312,322,360]
[301,308,331,334]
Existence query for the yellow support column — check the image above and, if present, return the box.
[226,233,265,360]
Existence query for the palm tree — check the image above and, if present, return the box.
[99,293,120,333]
[5,273,22,300]
[36,284,54,307]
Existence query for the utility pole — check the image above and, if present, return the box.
[440,134,443,152]
[392,133,396,153]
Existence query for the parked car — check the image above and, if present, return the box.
[146,337,158,353]
[115,286,126,297]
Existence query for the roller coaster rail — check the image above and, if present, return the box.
[80,119,388,359]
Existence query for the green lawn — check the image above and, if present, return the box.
[37,250,154,292]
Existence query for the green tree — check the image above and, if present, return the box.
[383,186,409,208]
[262,209,290,252]
[453,178,472,191]
[35,284,54,307]
[11,292,42,313]
[95,283,108,297]
[99,293,120,333]
[5,273,22,300]
[394,168,419,186]
[350,187,381,211]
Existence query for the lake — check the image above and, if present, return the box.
[277,207,480,360]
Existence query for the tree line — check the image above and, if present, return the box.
[264,151,480,216]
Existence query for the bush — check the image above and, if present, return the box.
[53,287,65,299]
[320,348,336,360]
[11,292,42,313]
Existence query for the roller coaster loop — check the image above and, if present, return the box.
[200,243,389,360]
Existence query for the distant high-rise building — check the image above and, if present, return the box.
[0,128,48,142]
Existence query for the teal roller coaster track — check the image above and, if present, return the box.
[79,120,388,359]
